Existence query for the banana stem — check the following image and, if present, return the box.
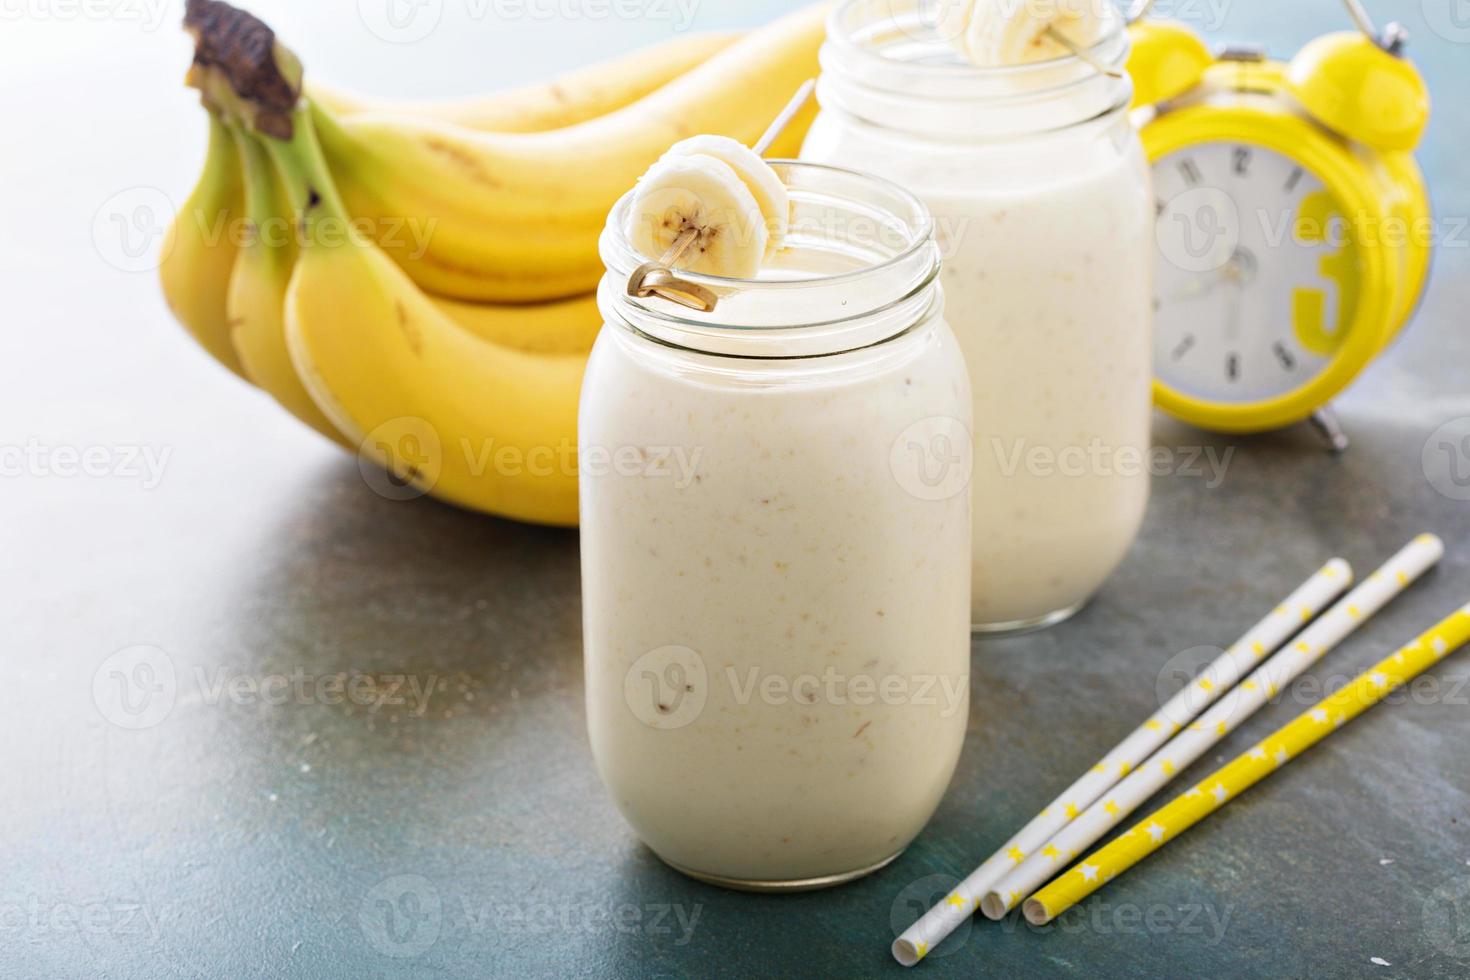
[185,0,303,139]
[228,122,296,271]
[260,105,353,243]
[305,99,355,168]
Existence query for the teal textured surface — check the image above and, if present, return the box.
[4,1,1469,976]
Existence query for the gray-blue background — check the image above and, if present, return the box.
[3,1,1468,977]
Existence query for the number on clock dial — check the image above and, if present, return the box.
[1151,143,1355,405]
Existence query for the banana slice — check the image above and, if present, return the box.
[948,0,1111,67]
[661,135,789,255]
[625,154,770,279]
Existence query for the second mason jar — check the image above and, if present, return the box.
[582,163,971,891]
[803,0,1155,633]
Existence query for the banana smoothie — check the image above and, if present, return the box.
[803,0,1153,630]
[582,162,971,888]
[927,149,1152,628]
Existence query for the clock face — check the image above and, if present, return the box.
[1151,142,1361,405]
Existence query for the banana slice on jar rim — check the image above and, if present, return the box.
[941,0,1113,68]
[625,132,793,280]
[660,135,790,256]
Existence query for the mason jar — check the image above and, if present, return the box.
[581,162,971,891]
[803,0,1154,633]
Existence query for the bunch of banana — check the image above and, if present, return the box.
[313,6,826,301]
[160,0,827,525]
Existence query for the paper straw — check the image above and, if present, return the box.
[890,558,1353,966]
[1025,594,1470,924]
[982,533,1443,919]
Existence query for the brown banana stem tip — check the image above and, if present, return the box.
[184,0,301,139]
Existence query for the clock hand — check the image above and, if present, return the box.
[1224,266,1245,342]
[1221,247,1257,343]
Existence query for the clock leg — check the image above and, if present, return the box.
[1309,405,1350,454]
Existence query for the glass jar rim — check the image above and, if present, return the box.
[600,159,936,294]
[598,159,944,357]
[824,0,1130,82]
[815,1,1134,141]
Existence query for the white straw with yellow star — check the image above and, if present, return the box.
[981,533,1443,920]
[1024,594,1470,924]
[890,557,1354,966]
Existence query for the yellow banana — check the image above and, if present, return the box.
[314,2,827,303]
[307,31,740,133]
[232,115,592,437]
[429,292,603,356]
[225,124,351,447]
[159,112,249,379]
[267,107,583,526]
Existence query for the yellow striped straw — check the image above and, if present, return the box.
[1024,598,1470,925]
[981,534,1441,919]
[890,558,1351,965]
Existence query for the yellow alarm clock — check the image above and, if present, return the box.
[1128,0,1432,450]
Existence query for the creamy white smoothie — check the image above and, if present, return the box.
[804,0,1154,630]
[930,145,1153,627]
[582,164,971,887]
